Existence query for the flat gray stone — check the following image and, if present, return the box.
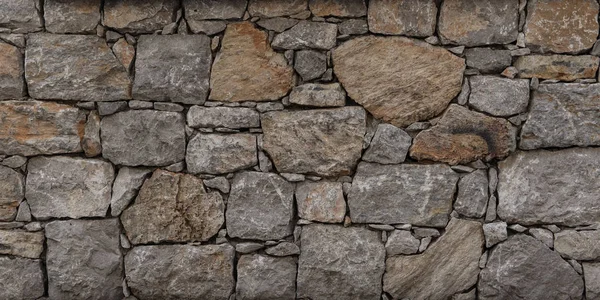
[339,18,368,35]
[289,83,346,107]
[296,181,345,223]
[464,47,512,73]
[0,42,24,100]
[363,124,411,164]
[294,50,327,81]
[265,241,300,256]
[0,0,43,33]
[468,76,530,117]
[236,254,297,300]
[483,222,507,247]
[0,256,44,300]
[186,134,257,174]
[554,230,600,260]
[187,106,260,128]
[82,110,102,157]
[454,169,488,218]
[272,21,338,50]
[0,229,44,258]
[110,167,152,217]
[0,165,24,221]
[385,229,420,256]
[248,0,308,17]
[583,262,600,300]
[183,0,247,20]
[97,101,128,116]
[368,0,437,37]
[44,0,101,33]
[103,0,176,33]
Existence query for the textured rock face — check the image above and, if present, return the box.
[183,0,247,20]
[554,230,600,260]
[363,123,412,164]
[103,0,176,33]
[44,0,101,33]
[133,35,211,104]
[385,230,420,256]
[25,34,131,101]
[0,257,44,300]
[584,263,600,300]
[0,230,44,258]
[384,219,483,300]
[368,0,437,36]
[236,254,297,300]
[187,106,260,129]
[248,0,307,17]
[454,170,488,218]
[186,134,257,174]
[514,55,599,81]
[333,36,464,127]
[0,0,43,33]
[295,181,345,223]
[498,148,600,226]
[121,170,224,244]
[110,167,151,217]
[478,235,584,299]
[297,224,385,300]
[262,107,365,176]
[294,50,326,81]
[101,110,186,166]
[0,166,24,221]
[348,162,458,227]
[210,22,294,102]
[26,156,114,220]
[520,83,600,149]
[289,83,346,107]
[45,219,123,300]
[464,47,512,73]
[0,42,24,100]
[309,0,366,17]
[468,76,530,117]
[272,21,338,50]
[125,244,235,300]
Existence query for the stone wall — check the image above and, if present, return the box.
[1,0,599,299]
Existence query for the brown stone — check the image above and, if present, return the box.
[103,0,177,33]
[209,22,294,102]
[514,55,599,81]
[333,36,464,127]
[81,110,102,157]
[296,181,345,223]
[410,104,516,165]
[525,0,599,53]
[44,0,101,33]
[0,42,24,100]
[0,166,23,221]
[368,0,437,37]
[309,0,366,17]
[0,230,44,259]
[112,38,134,71]
[248,0,308,17]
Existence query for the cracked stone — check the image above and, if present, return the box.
[110,167,152,217]
[295,181,345,223]
[103,0,177,33]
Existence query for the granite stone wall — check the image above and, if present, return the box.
[1,0,600,299]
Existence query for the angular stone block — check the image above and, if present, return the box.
[368,0,437,37]
[186,134,257,174]
[272,21,338,50]
[248,0,307,17]
[0,0,43,33]
[0,42,24,100]
[187,106,260,129]
[514,55,599,81]
[183,0,247,20]
[0,230,44,258]
[0,256,44,300]
[296,181,345,223]
[0,165,24,221]
[309,0,366,17]
[468,76,530,117]
[236,254,297,300]
[44,0,101,33]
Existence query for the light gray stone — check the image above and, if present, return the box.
[485,195,497,222]
[186,134,257,174]
[0,165,24,221]
[183,0,247,20]
[14,200,31,222]
[529,228,553,248]
[368,0,437,37]
[289,83,345,107]
[103,0,176,33]
[236,242,264,253]
[44,0,101,33]
[0,229,44,258]
[363,124,411,164]
[464,47,512,73]
[468,76,529,117]
[0,41,24,100]
[454,170,489,218]
[554,230,600,260]
[385,229,420,256]
[295,181,345,223]
[272,21,337,50]
[265,241,300,256]
[236,254,297,300]
[294,50,327,81]
[0,0,43,33]
[110,167,152,217]
[0,256,44,300]
[187,106,260,128]
[583,262,600,300]
[256,17,299,32]
[203,176,230,193]
[483,222,507,248]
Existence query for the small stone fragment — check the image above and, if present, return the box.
[203,176,230,193]
[280,172,305,182]
[485,195,497,222]
[236,242,264,254]
[0,165,24,221]
[44,0,101,33]
[528,228,553,248]
[14,200,30,222]
[265,241,300,256]
[0,42,24,100]
[186,134,257,174]
[385,229,420,256]
[464,47,512,73]
[97,101,128,116]
[294,50,327,81]
[103,0,177,33]
[501,66,518,78]
[256,17,299,32]
[154,102,183,112]
[187,106,260,129]
[338,18,368,35]
[368,0,437,37]
[0,229,44,258]
[363,124,411,164]
[514,55,599,81]
[187,20,227,35]
[468,76,529,117]
[554,230,600,260]
[483,222,507,248]
[82,111,102,157]
[112,38,135,71]
[236,254,297,300]
[0,256,44,300]
[296,181,345,223]
[110,167,152,217]
[413,227,440,238]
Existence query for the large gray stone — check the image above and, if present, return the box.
[295,181,345,223]
[554,230,600,260]
[363,123,412,164]
[367,0,437,37]
[186,134,257,174]
[0,165,24,221]
[26,156,114,220]
[498,148,600,226]
[289,83,346,107]
[478,234,584,299]
[464,47,512,73]
[468,76,530,117]
[0,230,44,258]
[187,106,260,128]
[583,262,600,300]
[348,162,459,227]
[0,0,43,33]
[0,41,24,100]
[101,110,186,166]
[454,169,488,218]
[110,167,152,217]
[183,0,247,20]
[0,257,44,300]
[236,254,297,300]
[45,219,123,300]
[103,0,176,33]
[125,244,235,300]
[272,21,338,50]
[44,0,101,33]
[297,224,385,300]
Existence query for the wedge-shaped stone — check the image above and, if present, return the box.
[44,0,101,33]
[468,76,530,117]
[333,36,464,127]
[0,42,24,99]
[514,55,599,81]
[520,83,600,149]
[0,0,43,33]
[25,34,131,101]
[0,166,24,221]
[186,134,257,174]
[187,106,260,128]
[0,257,44,300]
[0,230,44,259]
[110,167,152,217]
[121,169,224,244]
[272,20,338,50]
[478,235,584,299]
[248,0,307,17]
[498,148,600,226]
[236,254,297,300]
[26,156,114,220]
[368,0,437,37]
[296,181,345,223]
[554,230,600,260]
[262,107,365,176]
[125,244,235,300]
[309,0,365,17]
[297,224,385,300]
[384,219,483,300]
[183,0,247,20]
[363,123,411,164]
[348,162,458,227]
[103,0,176,33]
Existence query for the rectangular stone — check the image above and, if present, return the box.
[0,0,43,33]
[186,134,257,174]
[43,0,101,33]
[103,0,176,33]
[289,83,346,107]
[187,106,260,128]
[368,0,436,36]
[515,55,599,81]
[0,42,24,99]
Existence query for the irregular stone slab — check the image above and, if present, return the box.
[525,0,599,53]
[121,170,224,244]
[0,0,43,33]
[26,156,114,220]
[236,254,297,300]
[226,172,294,240]
[554,230,600,260]
[348,162,458,227]
[0,257,44,300]
[289,83,346,107]
[583,262,600,300]
[0,230,44,258]
[126,244,235,300]
[46,219,123,300]
[368,0,437,37]
[309,0,366,17]
[265,241,300,256]
[210,22,294,102]
[333,36,464,127]
[468,76,529,117]
[438,0,519,46]
[100,110,186,166]
[454,169,488,218]
[82,110,101,157]
[385,229,420,256]
[384,219,483,300]
[262,107,365,176]
[0,42,24,99]
[248,0,307,17]
[298,224,385,300]
[363,123,411,164]
[186,134,257,174]
[26,34,130,101]
[498,148,600,226]
[0,166,23,221]
[464,47,512,73]
[110,167,152,217]
[514,55,599,81]
[183,0,247,20]
[339,18,368,35]
[187,106,260,128]
[520,83,600,149]
[483,222,507,247]
[294,50,326,81]
[478,234,584,299]
[133,35,211,104]
[256,17,299,32]
[295,181,345,223]
[410,104,517,165]
[272,20,337,50]
[103,0,176,33]
[44,0,101,33]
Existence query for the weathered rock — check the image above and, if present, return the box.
[210,22,294,102]
[368,0,437,37]
[498,148,600,226]
[438,0,519,46]
[262,107,365,176]
[348,162,458,227]
[82,110,102,157]
[0,230,44,258]
[26,156,114,220]
[183,0,247,20]
[583,262,600,300]
[384,219,483,300]
[524,0,599,53]
[187,134,257,174]
[483,221,507,247]
[272,21,337,50]
[248,0,307,17]
[289,83,345,107]
[0,0,43,33]
[265,241,300,256]
[363,124,412,164]
[101,110,186,166]
[0,42,24,99]
[298,224,385,299]
[454,169,488,218]
[410,104,517,165]
[385,229,420,256]
[554,230,600,260]
[468,76,530,117]
[464,47,512,73]
[339,18,368,35]
[294,50,327,81]
[110,167,152,217]
[295,181,345,223]
[236,242,264,254]
[133,35,211,104]
[529,228,554,248]
[478,234,584,299]
[103,0,176,33]
[14,200,31,222]
[0,166,24,221]
[333,36,464,127]
[187,20,226,35]
[203,176,230,193]
[125,244,235,300]
[520,83,600,149]
[112,38,135,71]
[46,219,123,300]
[514,55,599,81]
[187,106,260,128]
[0,256,44,300]
[309,0,366,17]
[44,0,101,33]
[121,170,224,244]
[256,17,299,32]
[237,254,297,300]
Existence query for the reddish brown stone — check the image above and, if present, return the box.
[0,42,24,100]
[112,38,135,72]
[514,55,599,81]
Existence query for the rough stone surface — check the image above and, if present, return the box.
[186,134,257,174]
[187,106,260,128]
[0,166,24,221]
[0,0,43,33]
[289,83,346,107]
[82,110,102,157]
[583,262,600,300]
[26,156,114,220]
[468,76,530,117]
[385,229,420,256]
[554,230,600,260]
[0,256,44,300]
[0,42,24,100]
[309,0,366,17]
[384,219,483,300]
[454,170,488,218]
[183,0,247,20]
[236,254,297,300]
[348,162,458,227]
[265,241,300,256]
[363,124,412,164]
[295,181,345,223]
[248,0,307,17]
[0,229,44,258]
[294,50,327,81]
[368,0,437,37]
[464,47,512,73]
[121,170,224,244]
[44,0,101,33]
[483,222,508,247]
[112,38,135,71]
[110,167,152,217]
[103,0,176,33]
[514,55,600,81]
[333,36,465,127]
[529,228,554,248]
[272,21,337,50]
[256,17,299,32]
[478,234,584,299]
